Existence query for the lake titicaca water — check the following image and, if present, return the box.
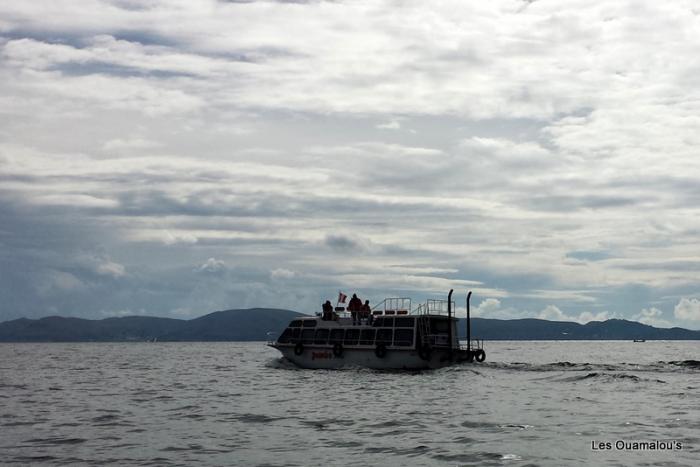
[1,341,698,466]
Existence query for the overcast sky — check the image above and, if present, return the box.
[1,0,700,329]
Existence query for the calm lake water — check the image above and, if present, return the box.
[1,341,698,466]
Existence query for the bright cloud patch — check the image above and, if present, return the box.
[538,305,609,324]
[198,258,226,274]
[633,307,672,328]
[270,268,295,280]
[468,299,521,320]
[674,298,700,321]
[95,259,126,278]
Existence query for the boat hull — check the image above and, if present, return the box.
[270,344,468,370]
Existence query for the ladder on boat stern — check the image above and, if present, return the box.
[417,316,430,348]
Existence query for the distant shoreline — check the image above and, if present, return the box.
[1,308,699,342]
[2,339,700,344]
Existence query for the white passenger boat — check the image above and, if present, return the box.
[268,290,485,370]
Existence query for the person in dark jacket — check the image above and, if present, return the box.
[360,300,371,323]
[322,300,333,320]
[348,293,362,325]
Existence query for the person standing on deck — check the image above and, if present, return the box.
[322,300,333,320]
[360,300,371,324]
[348,293,362,325]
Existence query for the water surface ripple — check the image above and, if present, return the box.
[1,341,698,466]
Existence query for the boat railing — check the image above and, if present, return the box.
[461,338,483,351]
[372,297,412,315]
[413,299,456,316]
[371,297,461,316]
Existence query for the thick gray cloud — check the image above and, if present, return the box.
[1,1,700,328]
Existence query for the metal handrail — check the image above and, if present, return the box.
[460,338,483,351]
[412,299,456,315]
[372,297,412,313]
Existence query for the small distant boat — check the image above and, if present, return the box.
[633,339,646,342]
[268,289,485,370]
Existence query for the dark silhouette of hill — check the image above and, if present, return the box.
[159,308,304,341]
[0,315,187,342]
[0,309,303,342]
[0,310,698,342]
[460,317,700,340]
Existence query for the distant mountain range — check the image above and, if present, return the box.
[0,309,698,342]
[0,308,302,342]
[467,317,700,340]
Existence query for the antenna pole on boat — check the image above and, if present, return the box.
[447,289,453,360]
[466,291,472,354]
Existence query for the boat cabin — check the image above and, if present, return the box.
[276,297,460,351]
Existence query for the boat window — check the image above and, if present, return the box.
[278,328,294,343]
[290,328,301,340]
[329,328,345,344]
[314,329,329,345]
[394,317,414,328]
[289,320,302,328]
[382,318,394,328]
[302,320,317,328]
[431,319,449,333]
[301,329,315,344]
[344,329,360,346]
[393,329,413,346]
[373,317,384,327]
[360,329,376,345]
[376,328,393,345]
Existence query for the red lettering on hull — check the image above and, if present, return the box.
[311,351,333,360]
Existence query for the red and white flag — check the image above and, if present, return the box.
[338,292,347,303]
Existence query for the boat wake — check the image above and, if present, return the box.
[668,359,700,368]
[557,372,667,384]
[480,360,700,373]
[264,357,301,370]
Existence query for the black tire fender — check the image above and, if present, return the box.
[375,343,387,358]
[294,342,304,356]
[333,342,343,357]
[418,345,432,361]
[475,349,486,362]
